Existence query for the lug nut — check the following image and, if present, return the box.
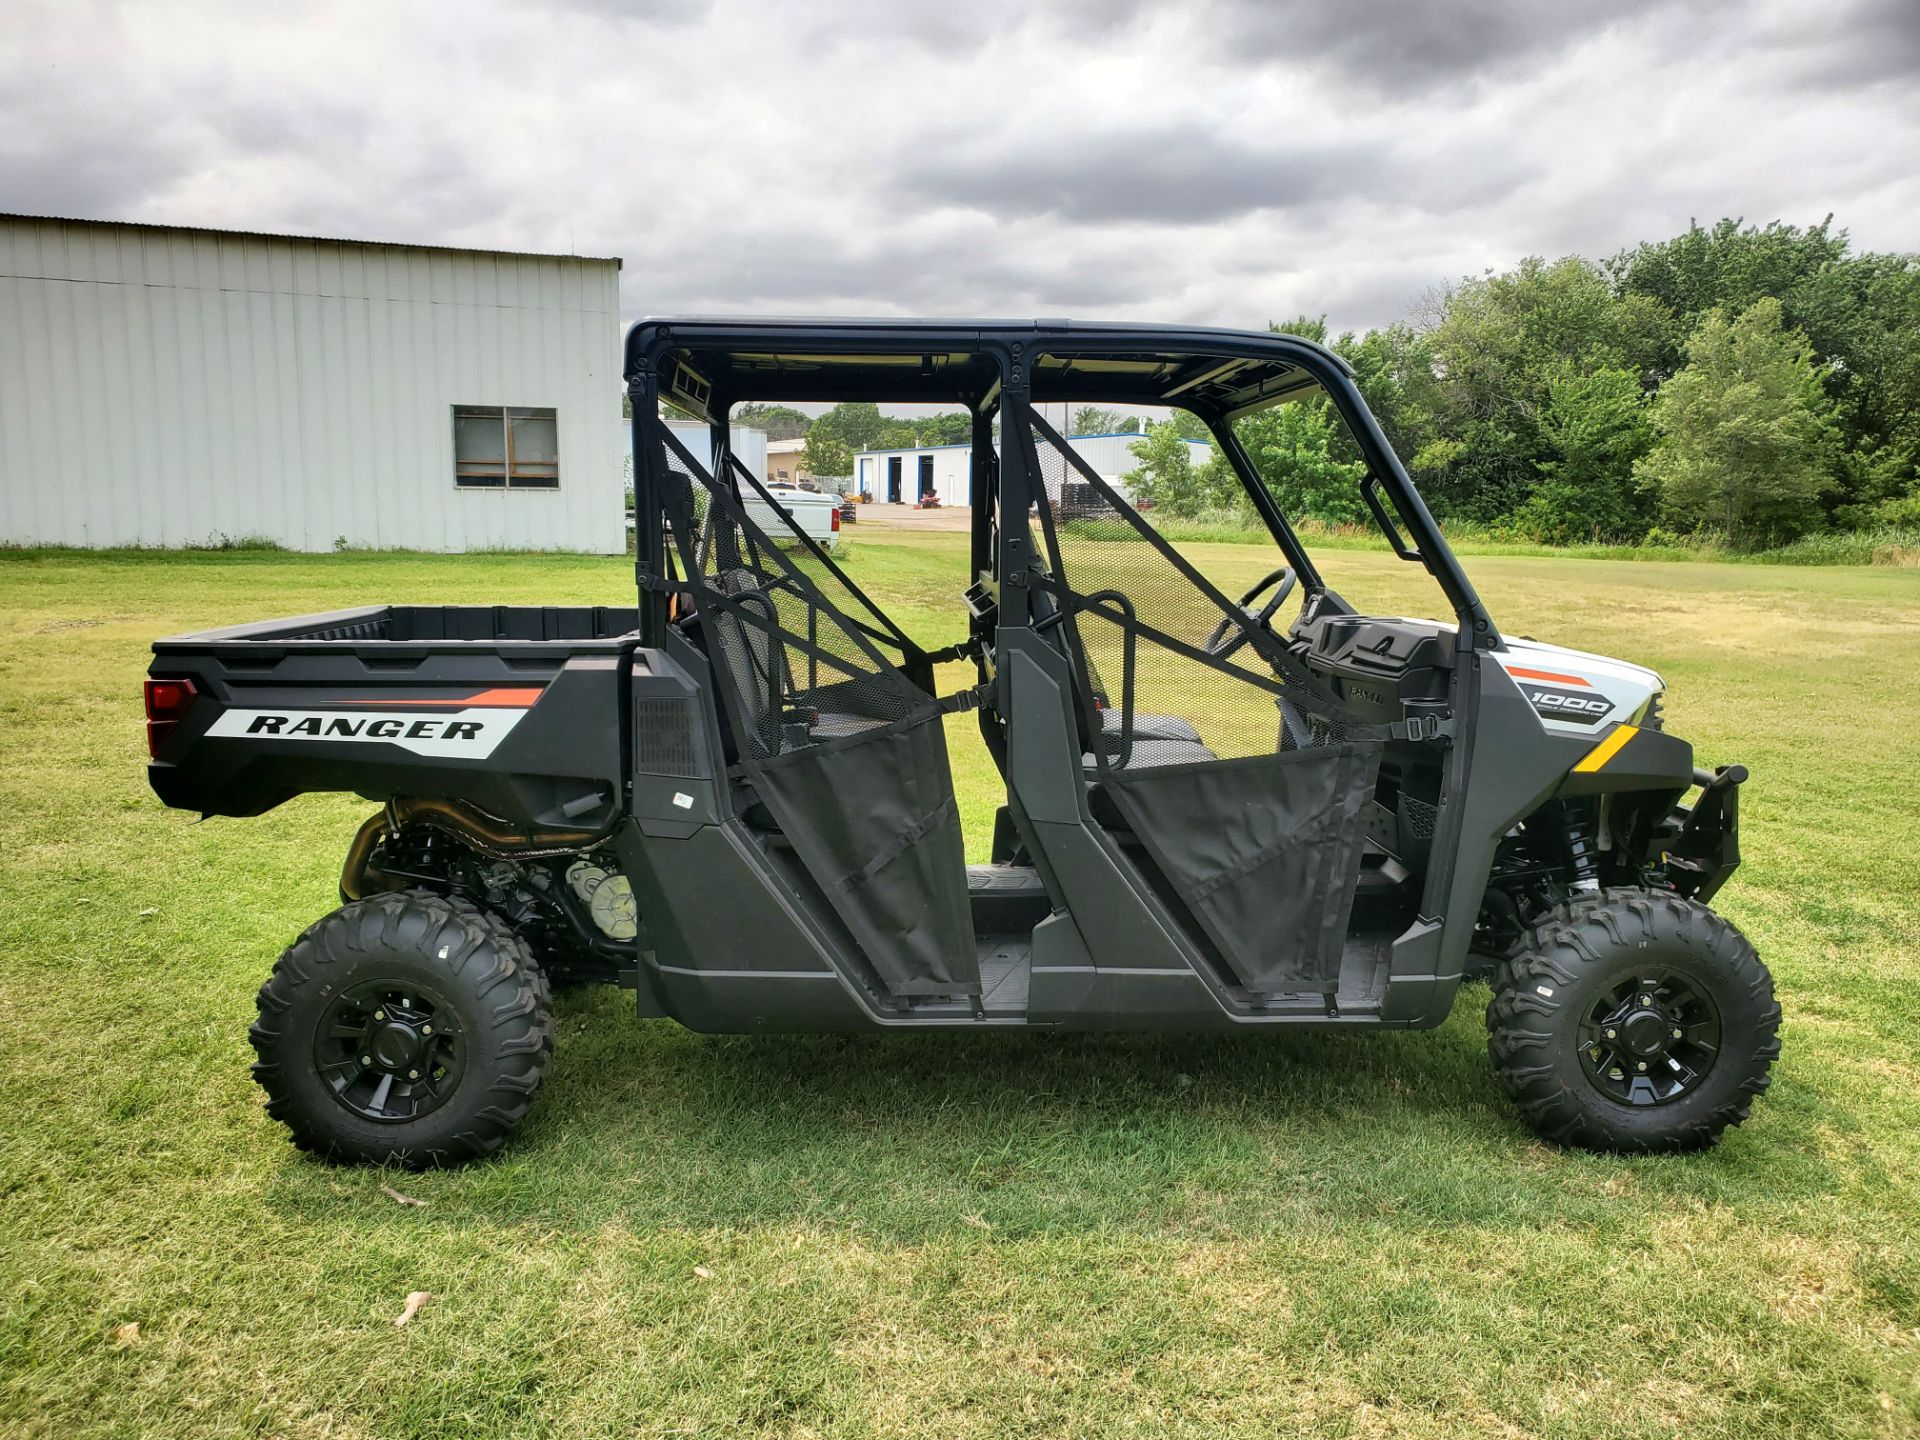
[421,1025,432,1036]
[1605,1028,1617,1039]
[1636,1061,1649,1072]
[374,1009,386,1021]
[360,1055,372,1066]
[1671,1028,1683,1039]
[407,1069,420,1080]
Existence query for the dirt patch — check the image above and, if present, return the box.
[852,505,970,533]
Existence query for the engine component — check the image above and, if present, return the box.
[566,860,640,941]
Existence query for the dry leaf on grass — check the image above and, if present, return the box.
[110,1322,140,1348]
[380,1183,428,1208]
[393,1291,431,1327]
[692,1266,714,1280]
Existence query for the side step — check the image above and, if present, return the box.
[910,935,1033,1019]
[977,937,1032,1013]
[967,863,1051,933]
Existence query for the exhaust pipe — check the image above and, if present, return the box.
[340,797,609,899]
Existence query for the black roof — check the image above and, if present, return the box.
[624,316,1353,418]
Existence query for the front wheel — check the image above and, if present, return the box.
[249,890,553,1167]
[1487,889,1780,1153]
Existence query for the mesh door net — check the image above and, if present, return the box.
[1025,413,1385,995]
[650,422,977,998]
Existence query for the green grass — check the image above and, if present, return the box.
[1105,512,1920,567]
[3,537,1919,1438]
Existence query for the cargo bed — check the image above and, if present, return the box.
[148,605,642,827]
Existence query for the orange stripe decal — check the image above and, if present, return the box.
[353,688,544,709]
[1505,665,1591,687]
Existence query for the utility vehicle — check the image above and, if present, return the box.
[146,318,1778,1167]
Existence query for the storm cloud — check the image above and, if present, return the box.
[1,0,1914,334]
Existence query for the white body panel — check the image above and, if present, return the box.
[1493,637,1663,736]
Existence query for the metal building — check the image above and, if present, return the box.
[854,442,973,506]
[0,214,624,552]
[853,432,1212,508]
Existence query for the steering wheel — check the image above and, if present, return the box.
[1203,565,1298,661]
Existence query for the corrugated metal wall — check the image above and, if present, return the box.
[0,216,624,552]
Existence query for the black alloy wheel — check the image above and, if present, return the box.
[250,889,552,1167]
[1487,888,1778,1153]
[313,979,467,1123]
[1575,970,1721,1107]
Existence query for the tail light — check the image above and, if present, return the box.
[144,677,197,758]
[831,505,841,533]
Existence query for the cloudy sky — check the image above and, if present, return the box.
[3,0,1915,333]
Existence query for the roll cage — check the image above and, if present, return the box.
[623,317,1500,653]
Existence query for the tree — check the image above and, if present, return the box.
[1407,256,1656,524]
[734,403,813,442]
[1070,405,1138,435]
[802,430,853,481]
[1331,322,1434,465]
[1634,299,1837,546]
[1271,314,1329,344]
[1230,399,1366,525]
[1608,217,1849,341]
[913,412,974,446]
[1163,408,1213,442]
[1512,366,1655,542]
[808,402,889,453]
[1124,420,1245,518]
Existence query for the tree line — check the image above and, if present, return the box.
[1136,217,1920,548]
[722,218,1918,548]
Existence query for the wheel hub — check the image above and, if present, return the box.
[368,1020,425,1071]
[1618,1006,1673,1058]
[1577,972,1721,1107]
[313,981,465,1123]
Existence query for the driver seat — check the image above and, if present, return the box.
[1024,567,1218,770]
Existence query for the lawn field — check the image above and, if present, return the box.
[3,535,1919,1438]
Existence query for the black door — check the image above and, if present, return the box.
[1018,413,1387,997]
[918,454,935,500]
[887,456,903,504]
[648,422,978,999]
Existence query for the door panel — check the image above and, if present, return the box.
[648,421,978,998]
[1020,413,1385,995]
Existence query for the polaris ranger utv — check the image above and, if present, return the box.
[146,318,1778,1167]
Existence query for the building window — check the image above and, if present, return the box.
[453,406,559,489]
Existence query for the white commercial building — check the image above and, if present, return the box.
[0,213,625,552]
[853,432,1211,508]
[855,443,973,506]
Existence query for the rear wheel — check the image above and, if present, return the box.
[250,890,553,1167]
[1486,889,1779,1152]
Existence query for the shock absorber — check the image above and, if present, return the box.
[1562,802,1601,893]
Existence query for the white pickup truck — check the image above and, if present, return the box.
[746,482,842,550]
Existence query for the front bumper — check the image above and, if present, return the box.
[1660,764,1746,902]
